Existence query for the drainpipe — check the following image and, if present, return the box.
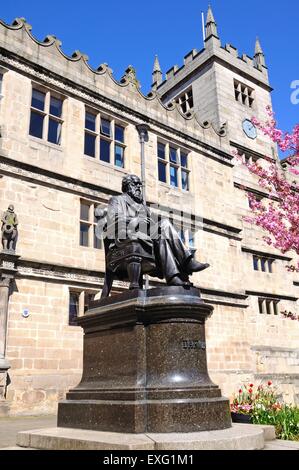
[136,124,150,290]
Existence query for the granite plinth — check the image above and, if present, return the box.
[58,287,231,433]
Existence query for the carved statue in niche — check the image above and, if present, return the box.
[1,205,18,252]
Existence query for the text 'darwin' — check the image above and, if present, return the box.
[182,340,206,351]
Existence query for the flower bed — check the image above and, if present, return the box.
[230,381,299,441]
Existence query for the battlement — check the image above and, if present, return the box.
[165,64,179,81]
[157,37,269,95]
[155,6,269,98]
[184,49,199,65]
[224,43,239,58]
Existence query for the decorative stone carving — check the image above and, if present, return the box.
[1,205,18,252]
[0,53,227,137]
[120,66,141,89]
[2,261,14,269]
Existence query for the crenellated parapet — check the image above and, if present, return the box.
[224,43,239,58]
[157,38,269,93]
[183,49,199,66]
[0,16,227,139]
[156,7,269,100]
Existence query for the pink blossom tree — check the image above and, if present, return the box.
[240,106,299,270]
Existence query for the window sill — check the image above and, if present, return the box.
[83,155,127,173]
[28,135,64,152]
[158,181,191,194]
[80,245,103,252]
[234,100,256,112]
[253,271,275,276]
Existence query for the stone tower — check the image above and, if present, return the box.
[156,6,274,159]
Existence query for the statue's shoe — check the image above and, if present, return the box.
[186,260,210,274]
[168,275,192,287]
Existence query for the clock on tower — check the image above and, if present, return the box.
[242,119,257,139]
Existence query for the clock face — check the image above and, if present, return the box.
[243,119,257,139]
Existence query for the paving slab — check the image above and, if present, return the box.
[0,415,56,449]
[264,440,299,450]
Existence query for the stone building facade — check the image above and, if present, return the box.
[0,8,298,416]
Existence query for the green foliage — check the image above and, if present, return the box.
[252,405,299,441]
[231,381,299,441]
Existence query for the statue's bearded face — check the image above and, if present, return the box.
[127,178,143,203]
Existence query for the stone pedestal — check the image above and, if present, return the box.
[0,250,20,414]
[58,287,231,433]
[0,275,11,374]
[0,368,9,406]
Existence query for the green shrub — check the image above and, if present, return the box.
[231,381,299,441]
[252,405,299,441]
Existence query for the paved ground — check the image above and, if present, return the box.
[0,415,56,448]
[264,440,299,450]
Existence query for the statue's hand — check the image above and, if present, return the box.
[127,217,151,240]
[126,217,137,240]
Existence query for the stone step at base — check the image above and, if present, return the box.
[0,446,35,450]
[234,423,276,441]
[17,424,265,450]
[3,438,299,451]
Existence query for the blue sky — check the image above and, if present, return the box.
[0,0,298,134]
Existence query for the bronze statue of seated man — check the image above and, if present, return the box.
[96,175,209,297]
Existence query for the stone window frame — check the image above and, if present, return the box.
[84,107,127,168]
[180,227,196,250]
[79,199,102,250]
[236,147,260,166]
[0,67,9,103]
[175,87,194,114]
[253,255,275,273]
[68,288,99,326]
[234,79,255,108]
[157,140,190,191]
[0,72,3,99]
[29,83,65,146]
[258,297,279,315]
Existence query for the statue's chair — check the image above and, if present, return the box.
[95,207,156,298]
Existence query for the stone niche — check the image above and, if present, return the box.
[0,371,10,416]
[0,371,7,399]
